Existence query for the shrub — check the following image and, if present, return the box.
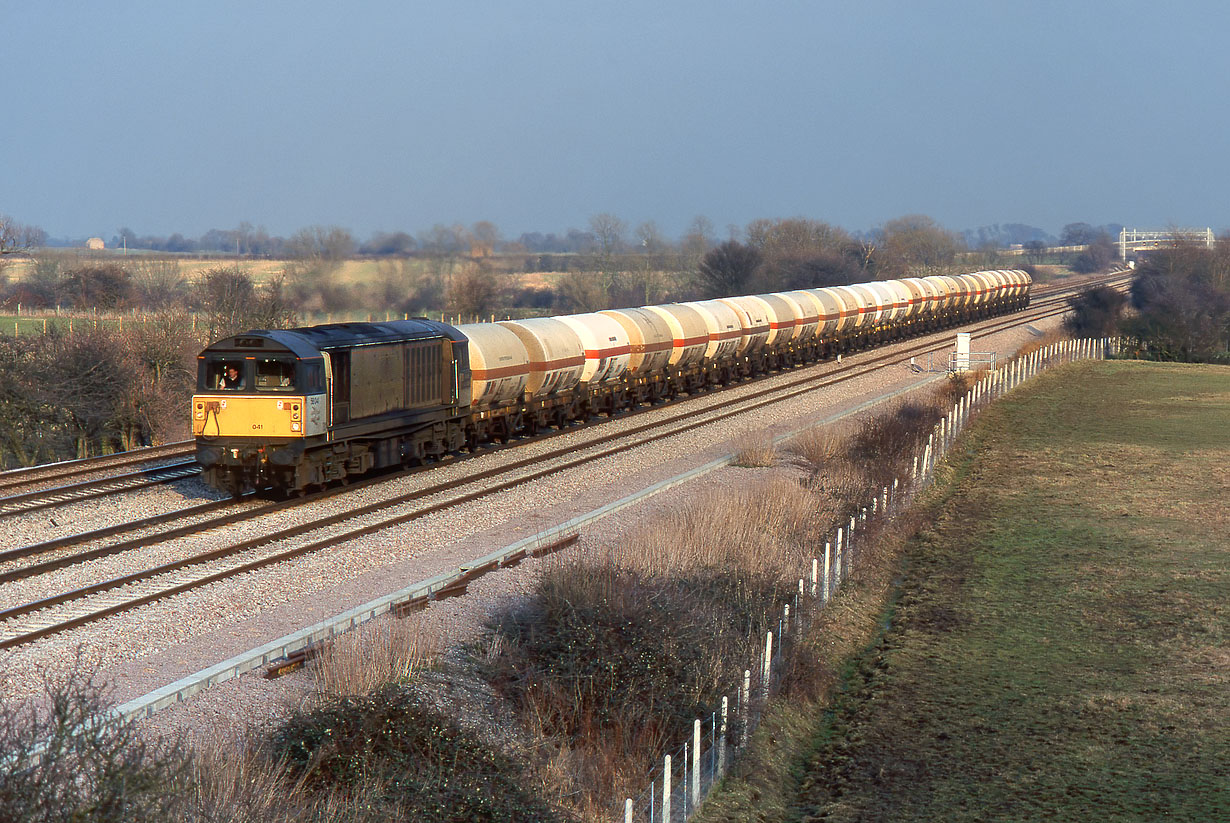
[1124,244,1230,361]
[272,685,553,821]
[0,655,191,822]
[1064,285,1127,337]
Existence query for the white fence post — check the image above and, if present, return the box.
[662,755,671,822]
[822,543,831,601]
[740,670,750,747]
[762,631,773,701]
[834,529,843,589]
[692,719,701,809]
[625,798,633,823]
[812,557,819,598]
[848,516,856,574]
[719,695,728,776]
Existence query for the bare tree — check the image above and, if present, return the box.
[1124,243,1230,360]
[285,225,355,260]
[418,224,469,256]
[682,215,716,258]
[589,213,627,258]
[447,260,504,320]
[742,217,869,290]
[470,221,501,257]
[1071,233,1117,274]
[879,214,964,275]
[129,259,187,310]
[627,220,673,305]
[1024,239,1047,265]
[1060,222,1099,245]
[1064,285,1127,337]
[635,220,669,255]
[0,214,46,255]
[557,271,613,312]
[195,266,298,342]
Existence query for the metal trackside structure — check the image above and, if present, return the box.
[1117,228,1214,261]
[192,270,1032,495]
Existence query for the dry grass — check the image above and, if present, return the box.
[311,616,433,699]
[616,473,822,580]
[188,738,349,823]
[483,392,946,819]
[732,432,778,467]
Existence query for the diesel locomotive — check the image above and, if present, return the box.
[192,270,1031,495]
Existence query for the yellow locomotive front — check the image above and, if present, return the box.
[192,333,328,495]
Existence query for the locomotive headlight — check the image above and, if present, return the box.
[291,422,301,432]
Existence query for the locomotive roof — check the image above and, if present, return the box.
[202,319,465,357]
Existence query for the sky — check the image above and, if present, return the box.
[3,0,1228,243]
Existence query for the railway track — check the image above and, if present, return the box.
[0,272,1122,523]
[0,460,202,516]
[0,441,194,493]
[0,275,1111,575]
[0,277,1119,650]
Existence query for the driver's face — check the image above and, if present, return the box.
[227,368,238,379]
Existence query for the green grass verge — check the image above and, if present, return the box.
[703,361,1229,822]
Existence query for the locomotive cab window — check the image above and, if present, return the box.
[255,358,296,391]
[203,360,248,391]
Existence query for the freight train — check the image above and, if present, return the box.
[192,270,1031,495]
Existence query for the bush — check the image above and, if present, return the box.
[0,656,191,822]
[61,264,135,310]
[1063,285,1126,337]
[489,563,779,743]
[844,400,943,489]
[482,476,830,815]
[1124,244,1230,361]
[272,685,553,822]
[1070,234,1117,274]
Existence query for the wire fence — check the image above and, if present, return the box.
[616,336,1119,822]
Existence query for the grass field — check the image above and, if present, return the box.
[693,361,1229,822]
[783,360,1229,821]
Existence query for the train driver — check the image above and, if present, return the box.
[219,364,245,390]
